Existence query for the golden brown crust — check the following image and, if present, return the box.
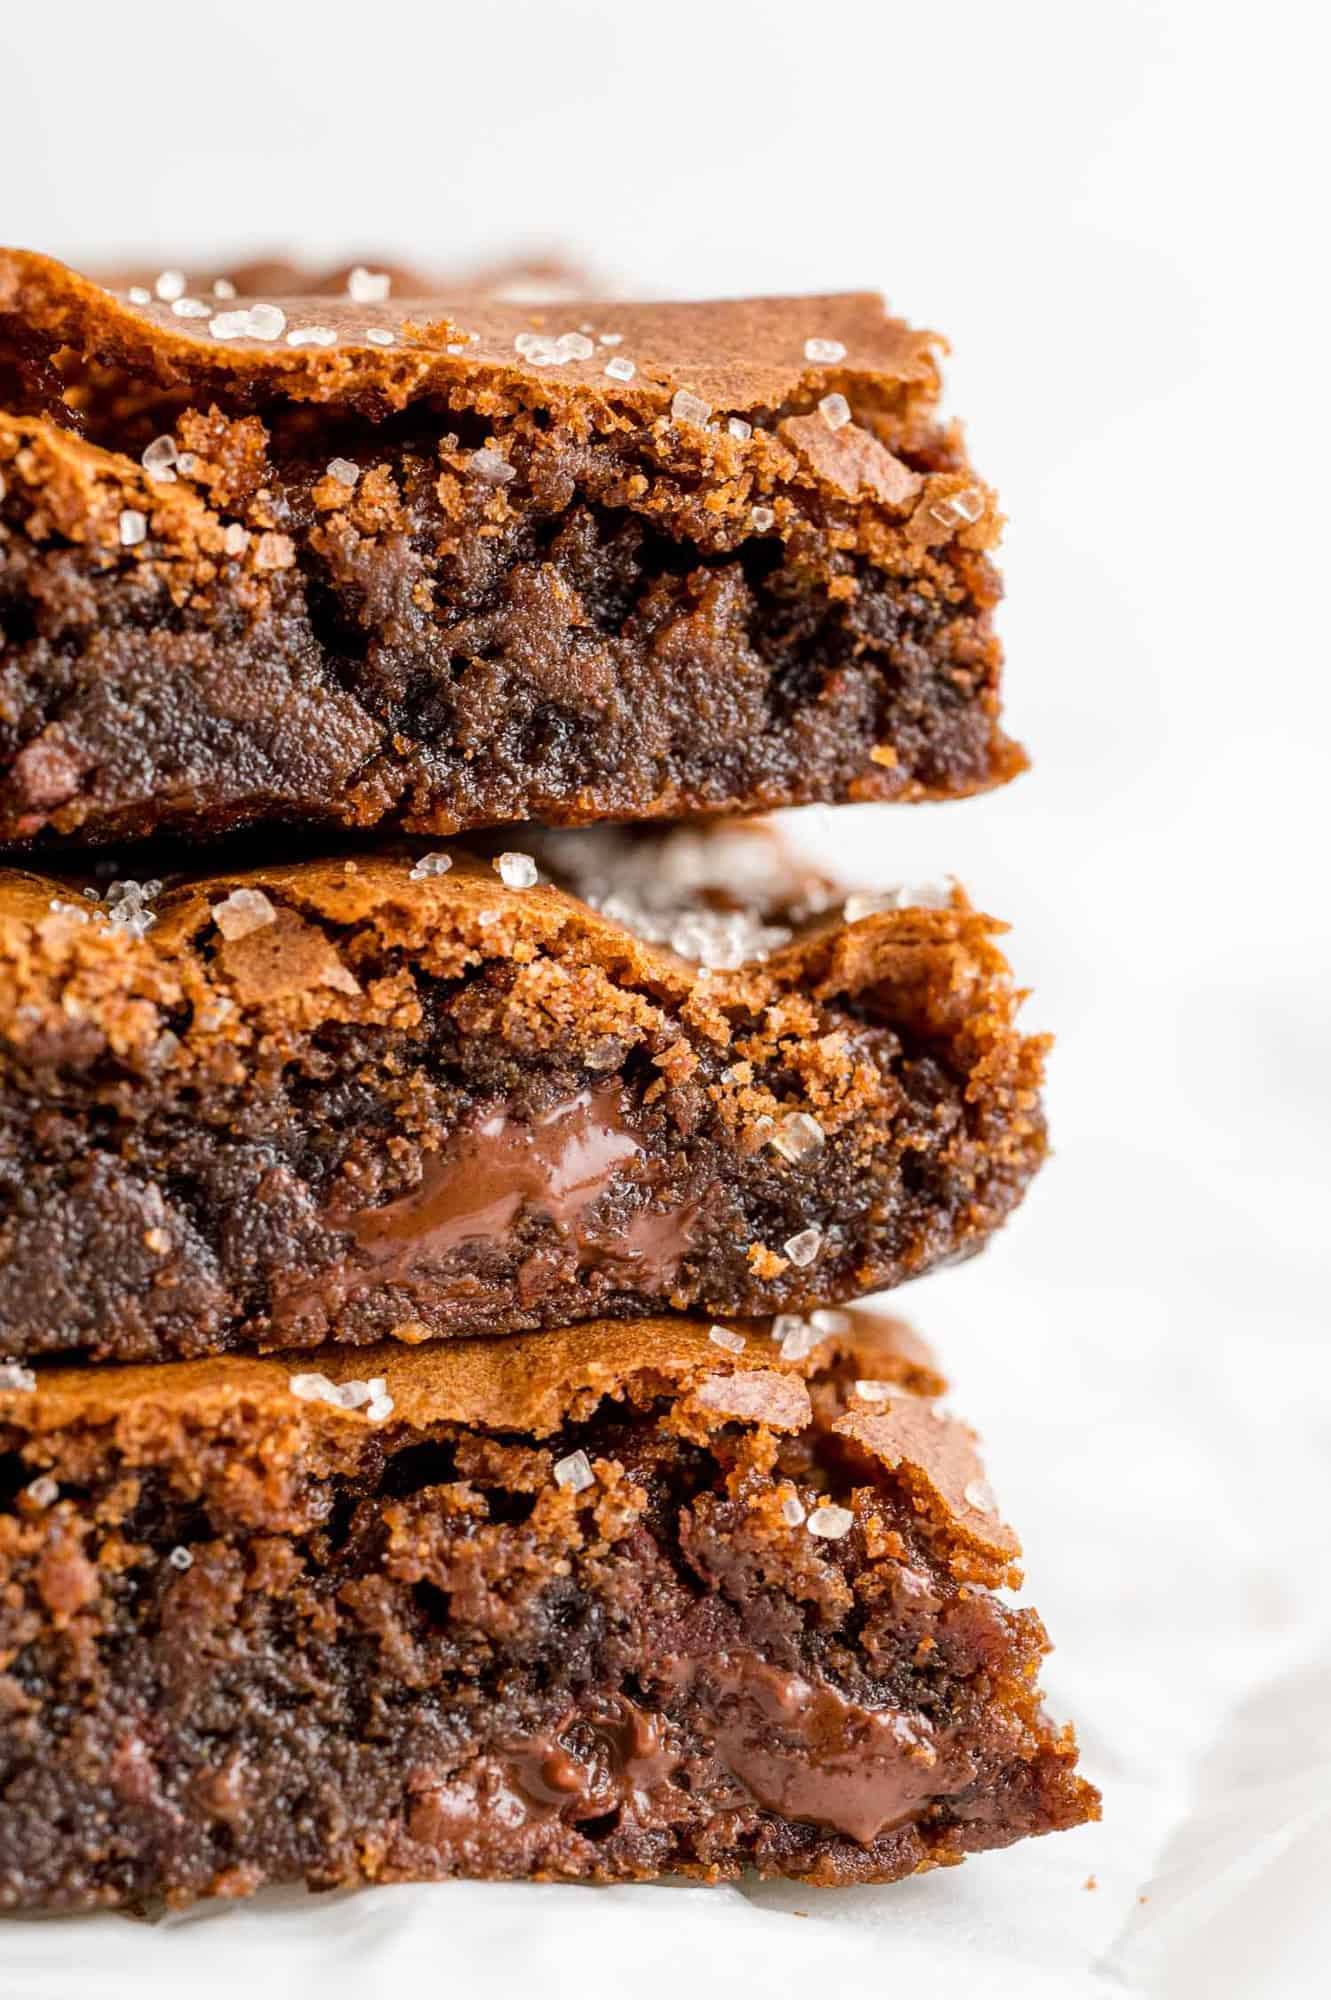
[0,1309,1019,1583]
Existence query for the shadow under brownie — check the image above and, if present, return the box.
[0,247,1022,847]
[0,826,1047,1362]
[0,1310,1097,1908]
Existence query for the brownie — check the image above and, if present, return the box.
[0,1309,1097,1907]
[0,247,1023,848]
[0,826,1047,1363]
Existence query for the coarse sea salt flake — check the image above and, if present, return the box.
[246,303,286,341]
[783,1226,823,1268]
[604,355,636,382]
[327,457,359,487]
[155,269,186,302]
[496,851,538,889]
[212,277,237,299]
[26,1475,58,1507]
[287,324,337,347]
[171,296,210,318]
[854,1379,893,1402]
[780,1493,806,1527]
[929,486,985,529]
[770,1111,824,1164]
[470,447,515,485]
[709,1324,746,1354]
[808,1504,853,1539]
[750,505,776,532]
[409,851,453,880]
[211,887,277,940]
[348,266,391,304]
[778,1319,820,1363]
[119,509,147,547]
[810,1308,852,1336]
[819,391,851,431]
[554,1449,595,1494]
[0,1361,36,1392]
[671,388,711,427]
[727,417,752,441]
[964,1479,998,1515]
[289,1372,340,1406]
[804,336,846,363]
[365,327,395,346]
[127,285,152,305]
[142,435,179,481]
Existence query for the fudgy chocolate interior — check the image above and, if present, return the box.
[0,1357,1087,1906]
[0,934,1026,1362]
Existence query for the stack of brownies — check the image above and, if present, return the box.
[0,249,1098,1908]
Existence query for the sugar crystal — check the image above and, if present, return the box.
[818,392,851,431]
[26,1475,58,1507]
[142,435,179,482]
[327,457,359,487]
[409,851,454,880]
[770,1111,824,1164]
[470,447,516,485]
[727,417,752,441]
[604,356,636,382]
[671,388,711,428]
[286,324,337,348]
[171,297,210,318]
[127,285,151,305]
[804,337,846,363]
[119,509,147,547]
[780,1493,806,1527]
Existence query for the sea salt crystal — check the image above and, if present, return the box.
[155,269,186,302]
[853,1379,893,1403]
[176,452,198,476]
[810,1308,852,1336]
[557,331,595,360]
[119,509,147,547]
[964,1478,998,1515]
[0,1361,37,1392]
[929,486,985,530]
[777,1318,820,1363]
[727,417,752,442]
[366,1393,394,1423]
[208,309,252,340]
[808,1504,854,1539]
[327,457,359,487]
[409,851,453,881]
[365,327,395,346]
[708,1324,746,1354]
[514,330,594,366]
[286,324,337,348]
[348,266,391,304]
[254,532,295,570]
[769,1111,824,1164]
[604,355,636,382]
[171,296,210,319]
[104,878,162,938]
[671,388,711,428]
[554,1449,595,1494]
[211,887,277,940]
[780,1493,806,1527]
[127,285,151,305]
[470,447,515,485]
[168,1546,194,1571]
[142,435,179,481]
[804,336,846,363]
[212,277,238,299]
[289,1372,341,1406]
[246,303,287,341]
[26,1475,58,1507]
[223,523,250,556]
[783,1226,823,1268]
[818,391,851,431]
[496,851,538,889]
[599,331,623,345]
[750,505,776,532]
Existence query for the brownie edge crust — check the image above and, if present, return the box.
[0,1312,1097,1907]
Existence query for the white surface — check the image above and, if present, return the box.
[2,2,1328,1995]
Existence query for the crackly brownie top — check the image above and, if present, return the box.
[0,246,940,419]
[0,1310,1020,1584]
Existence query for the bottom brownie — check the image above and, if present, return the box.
[0,1313,1097,1908]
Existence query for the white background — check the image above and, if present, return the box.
[3,2,1329,1995]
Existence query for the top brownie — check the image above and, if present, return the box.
[0,250,1022,848]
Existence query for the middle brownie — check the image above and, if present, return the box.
[0,828,1046,1363]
